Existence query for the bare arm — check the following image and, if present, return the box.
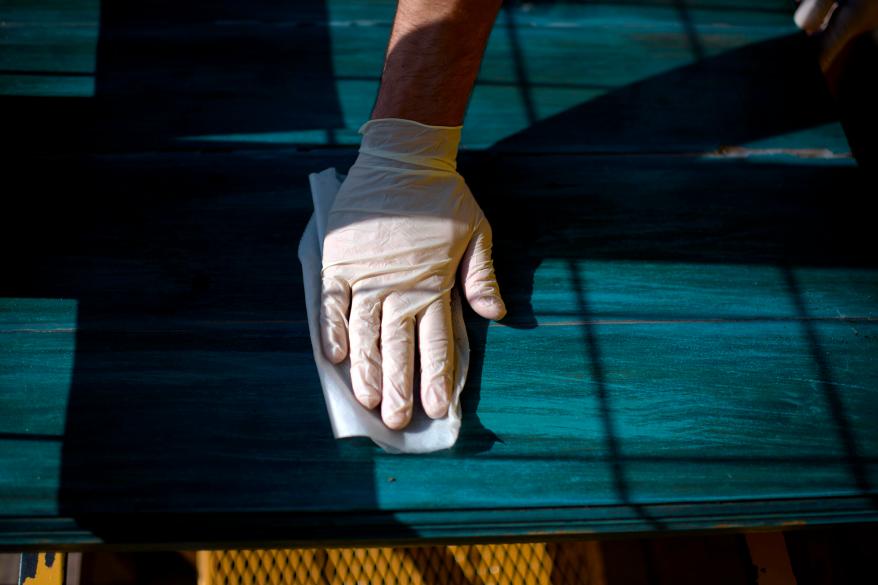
[319,2,506,431]
[371,0,504,126]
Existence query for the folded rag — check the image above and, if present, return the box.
[298,167,470,453]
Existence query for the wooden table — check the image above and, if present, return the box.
[2,0,876,549]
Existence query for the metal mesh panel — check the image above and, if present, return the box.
[199,542,604,585]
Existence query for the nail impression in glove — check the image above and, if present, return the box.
[320,118,506,430]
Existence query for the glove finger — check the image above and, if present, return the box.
[460,217,507,321]
[348,292,382,410]
[319,275,350,364]
[794,0,836,34]
[381,293,415,430]
[417,293,454,419]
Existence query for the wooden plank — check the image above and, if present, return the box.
[0,299,76,438]
[0,0,850,153]
[0,0,872,549]
[1,150,876,546]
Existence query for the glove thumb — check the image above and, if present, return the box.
[460,218,506,321]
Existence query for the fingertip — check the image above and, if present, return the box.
[355,389,381,410]
[470,294,507,321]
[351,362,382,410]
[321,329,348,364]
[323,343,347,364]
[422,369,453,419]
[423,389,450,419]
[382,406,412,430]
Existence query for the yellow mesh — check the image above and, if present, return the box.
[198,542,604,585]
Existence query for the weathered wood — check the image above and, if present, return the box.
[1,0,875,548]
[0,0,851,153]
[2,149,876,546]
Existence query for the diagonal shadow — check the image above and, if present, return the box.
[0,0,347,153]
[489,32,838,154]
[780,265,878,506]
[568,259,667,530]
[0,0,416,544]
[673,0,705,62]
[2,0,877,545]
[461,12,875,510]
[501,0,538,126]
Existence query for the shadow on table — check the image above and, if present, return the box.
[1,0,414,545]
[462,31,877,523]
[1,1,876,544]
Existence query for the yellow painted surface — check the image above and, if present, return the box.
[19,553,65,585]
[199,542,605,585]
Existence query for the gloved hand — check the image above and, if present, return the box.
[320,118,506,430]
[795,0,878,71]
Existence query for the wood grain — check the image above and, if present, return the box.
[1,0,875,548]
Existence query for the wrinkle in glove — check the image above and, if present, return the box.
[298,167,470,454]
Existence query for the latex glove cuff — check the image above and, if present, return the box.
[357,118,463,172]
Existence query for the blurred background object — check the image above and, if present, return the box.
[6,528,878,585]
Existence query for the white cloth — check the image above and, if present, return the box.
[298,167,470,453]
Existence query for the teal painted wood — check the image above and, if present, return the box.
[1,148,876,547]
[1,0,874,548]
[0,0,851,153]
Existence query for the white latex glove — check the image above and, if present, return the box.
[320,118,506,430]
[795,0,878,71]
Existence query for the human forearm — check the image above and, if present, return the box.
[371,0,503,126]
